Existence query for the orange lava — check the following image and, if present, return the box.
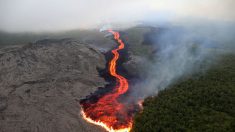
[80,29,133,132]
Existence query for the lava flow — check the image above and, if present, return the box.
[80,29,135,132]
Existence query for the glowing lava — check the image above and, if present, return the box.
[80,29,133,132]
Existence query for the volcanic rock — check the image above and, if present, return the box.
[123,53,151,78]
[0,96,7,111]
[0,39,106,132]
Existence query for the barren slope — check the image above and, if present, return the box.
[0,39,107,132]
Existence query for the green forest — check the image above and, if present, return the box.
[133,54,235,132]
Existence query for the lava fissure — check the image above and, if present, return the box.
[80,29,136,132]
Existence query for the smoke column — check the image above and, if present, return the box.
[129,23,235,99]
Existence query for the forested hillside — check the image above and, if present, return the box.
[133,54,235,132]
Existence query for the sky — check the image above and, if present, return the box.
[0,0,234,32]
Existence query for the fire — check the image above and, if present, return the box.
[80,29,135,132]
[137,100,144,110]
[81,110,131,132]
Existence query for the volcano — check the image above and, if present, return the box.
[80,29,139,132]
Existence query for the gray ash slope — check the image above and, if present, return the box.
[0,39,107,132]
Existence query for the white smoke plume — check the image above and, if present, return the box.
[130,21,235,99]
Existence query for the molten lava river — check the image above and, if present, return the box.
[80,29,139,132]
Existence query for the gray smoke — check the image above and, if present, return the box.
[131,20,235,99]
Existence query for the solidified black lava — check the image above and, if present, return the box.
[80,32,134,106]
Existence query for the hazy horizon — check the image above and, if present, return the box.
[1,0,235,32]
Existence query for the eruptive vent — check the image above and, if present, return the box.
[80,29,139,132]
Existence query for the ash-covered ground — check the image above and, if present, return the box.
[0,39,109,132]
[0,27,154,132]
